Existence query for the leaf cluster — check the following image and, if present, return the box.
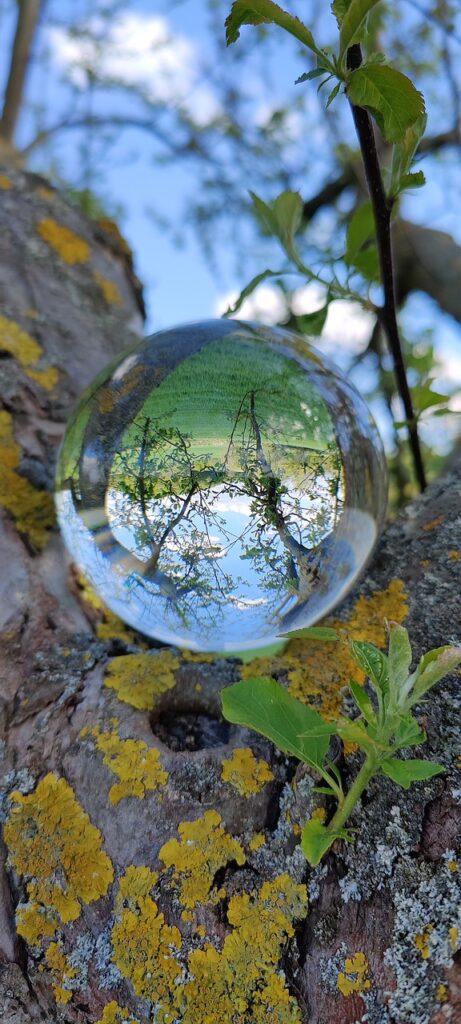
[222,623,461,865]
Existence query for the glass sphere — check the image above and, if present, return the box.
[55,320,387,652]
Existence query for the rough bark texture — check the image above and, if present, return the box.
[0,167,460,1024]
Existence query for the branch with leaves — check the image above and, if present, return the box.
[224,0,430,490]
[222,622,461,865]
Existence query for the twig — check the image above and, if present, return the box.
[346,43,426,492]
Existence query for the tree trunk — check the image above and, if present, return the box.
[1,166,460,1024]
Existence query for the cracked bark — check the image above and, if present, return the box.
[0,167,460,1024]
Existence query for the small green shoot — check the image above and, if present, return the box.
[221,623,461,866]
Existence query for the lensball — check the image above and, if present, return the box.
[55,319,387,652]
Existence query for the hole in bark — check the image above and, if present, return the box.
[151,709,231,751]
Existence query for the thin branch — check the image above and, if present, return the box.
[0,0,44,144]
[19,113,191,159]
[346,43,426,492]
[402,0,461,47]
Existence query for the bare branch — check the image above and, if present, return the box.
[346,43,426,492]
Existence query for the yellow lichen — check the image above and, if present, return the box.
[95,1004,140,1024]
[4,773,113,944]
[37,218,90,264]
[337,951,372,997]
[94,271,123,306]
[0,315,42,364]
[26,365,60,391]
[248,832,266,851]
[242,580,409,721]
[311,807,327,823]
[0,315,59,391]
[165,874,307,1024]
[0,174,12,188]
[447,859,458,873]
[83,724,168,804]
[35,186,55,200]
[448,549,460,561]
[423,515,445,532]
[449,926,459,951]
[159,810,246,909]
[221,747,274,796]
[111,865,182,1003]
[182,650,216,664]
[0,410,55,548]
[44,941,77,1004]
[105,651,179,709]
[436,983,448,1003]
[414,924,433,960]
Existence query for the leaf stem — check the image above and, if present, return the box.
[328,751,378,832]
[346,43,427,493]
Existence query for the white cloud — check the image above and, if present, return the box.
[48,13,220,122]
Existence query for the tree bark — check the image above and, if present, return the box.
[0,0,44,145]
[0,167,460,1024]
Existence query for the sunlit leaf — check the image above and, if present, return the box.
[381,757,444,788]
[349,640,389,695]
[411,646,461,701]
[225,0,322,57]
[301,818,352,865]
[339,0,382,57]
[388,622,412,699]
[349,679,376,723]
[347,64,426,143]
[221,676,334,769]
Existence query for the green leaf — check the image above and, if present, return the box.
[381,757,445,789]
[224,268,286,316]
[301,818,352,866]
[337,718,390,752]
[339,0,381,58]
[331,0,350,25]
[412,381,449,415]
[326,81,342,107]
[388,623,412,700]
[249,190,279,235]
[272,190,304,246]
[221,676,334,770]
[345,202,379,281]
[390,112,427,195]
[250,189,303,250]
[411,646,461,701]
[295,68,329,84]
[347,64,426,143]
[351,246,380,281]
[349,680,376,723]
[225,0,322,58]
[398,170,426,192]
[345,202,375,259]
[278,625,339,640]
[392,713,425,748]
[349,640,389,695]
[295,304,329,336]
